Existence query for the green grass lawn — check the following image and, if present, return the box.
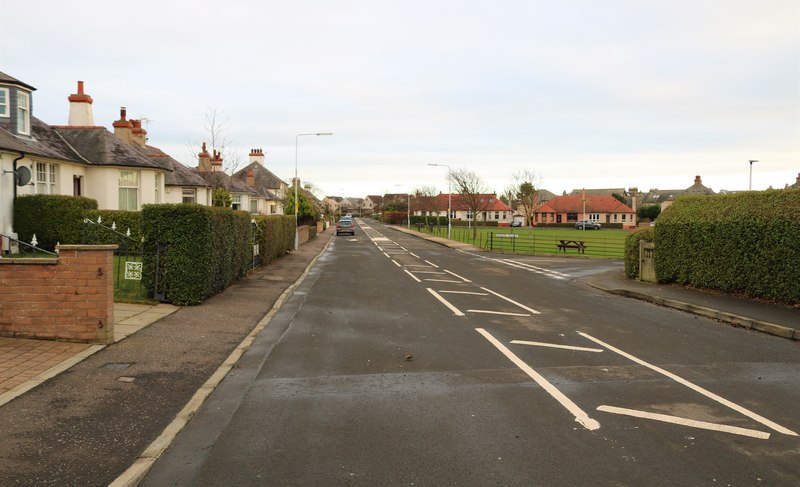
[416,225,629,258]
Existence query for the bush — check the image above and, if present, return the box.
[255,215,294,266]
[655,190,800,304]
[383,211,407,224]
[83,209,143,251]
[14,194,98,251]
[141,204,253,305]
[624,228,654,279]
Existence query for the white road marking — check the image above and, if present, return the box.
[597,405,771,440]
[438,291,488,296]
[427,288,465,316]
[476,328,600,431]
[510,340,603,353]
[579,332,798,437]
[382,252,391,258]
[404,270,422,282]
[504,259,570,278]
[444,269,471,282]
[409,252,420,258]
[410,271,447,274]
[424,279,463,284]
[372,237,390,242]
[424,260,439,268]
[405,264,434,268]
[480,287,541,315]
[391,260,402,267]
[467,310,530,317]
[455,250,570,280]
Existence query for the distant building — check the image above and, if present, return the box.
[641,175,716,210]
[534,194,636,228]
[232,149,288,215]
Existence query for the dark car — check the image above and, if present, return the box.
[575,220,601,230]
[336,219,356,236]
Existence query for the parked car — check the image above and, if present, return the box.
[511,220,523,227]
[336,219,356,236]
[575,220,601,230]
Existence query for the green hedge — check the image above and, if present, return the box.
[255,215,295,266]
[655,190,800,304]
[14,194,98,251]
[410,215,448,226]
[141,204,254,305]
[624,228,654,279]
[83,209,143,251]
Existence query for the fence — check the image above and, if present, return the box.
[82,217,166,302]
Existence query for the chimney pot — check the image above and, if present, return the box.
[77,81,84,94]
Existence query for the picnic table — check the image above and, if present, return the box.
[557,240,587,254]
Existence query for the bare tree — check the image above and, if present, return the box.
[187,108,243,175]
[450,168,492,239]
[413,185,440,226]
[509,169,541,226]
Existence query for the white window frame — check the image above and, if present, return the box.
[182,188,196,204]
[118,170,140,211]
[0,87,8,117]
[154,173,161,204]
[35,162,57,194]
[17,91,30,135]
[231,194,241,210]
[250,199,258,213]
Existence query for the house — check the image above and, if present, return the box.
[640,175,716,210]
[231,149,288,215]
[194,143,257,210]
[533,194,636,228]
[0,74,173,234]
[413,193,512,224]
[363,195,382,214]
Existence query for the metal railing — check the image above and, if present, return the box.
[0,232,57,257]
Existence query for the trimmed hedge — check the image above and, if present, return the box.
[141,204,254,305]
[83,209,143,251]
[624,228,654,279]
[14,194,98,251]
[254,215,295,266]
[655,190,800,304]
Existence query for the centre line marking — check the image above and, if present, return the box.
[424,279,463,284]
[444,270,471,282]
[391,260,402,267]
[439,291,488,296]
[510,340,603,353]
[427,288,465,316]
[424,260,439,268]
[480,287,541,315]
[476,328,600,431]
[579,332,798,437]
[467,310,530,317]
[596,405,770,440]
[404,270,422,282]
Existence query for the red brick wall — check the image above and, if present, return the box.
[0,245,116,344]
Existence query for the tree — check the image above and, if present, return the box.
[283,187,320,224]
[637,204,661,221]
[413,185,440,225]
[212,187,232,207]
[188,108,243,175]
[450,168,492,239]
[611,192,628,205]
[507,169,541,226]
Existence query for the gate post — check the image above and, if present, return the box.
[639,241,656,283]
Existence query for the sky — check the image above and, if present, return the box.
[1,0,798,198]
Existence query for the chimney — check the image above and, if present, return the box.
[212,150,223,171]
[249,148,266,166]
[67,80,95,126]
[629,187,638,213]
[112,107,133,143]
[131,119,147,147]
[694,175,702,185]
[197,142,211,171]
[246,168,255,187]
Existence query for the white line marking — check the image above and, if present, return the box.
[579,332,798,437]
[597,405,770,440]
[439,291,488,296]
[427,288,465,316]
[405,265,434,268]
[476,328,600,431]
[382,252,391,258]
[424,260,439,268]
[467,310,530,317]
[404,269,422,282]
[410,271,447,274]
[444,269,471,282]
[398,246,408,251]
[505,260,571,277]
[409,252,420,258]
[391,260,402,267]
[424,279,463,284]
[510,340,603,353]
[480,287,541,315]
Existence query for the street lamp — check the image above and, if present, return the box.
[295,132,333,251]
[428,163,451,239]
[749,160,758,191]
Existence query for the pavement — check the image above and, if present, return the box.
[0,222,797,486]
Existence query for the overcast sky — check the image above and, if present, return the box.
[2,0,798,198]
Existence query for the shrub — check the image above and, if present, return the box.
[624,228,654,279]
[655,189,800,304]
[14,194,98,251]
[255,215,295,266]
[83,209,143,251]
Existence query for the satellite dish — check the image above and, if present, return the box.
[15,166,31,186]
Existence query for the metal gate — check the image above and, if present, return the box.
[82,217,167,302]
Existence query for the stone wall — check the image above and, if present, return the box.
[0,245,116,343]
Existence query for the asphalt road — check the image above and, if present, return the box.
[143,219,800,486]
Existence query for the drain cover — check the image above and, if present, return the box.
[102,363,132,369]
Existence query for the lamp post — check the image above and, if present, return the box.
[428,163,451,239]
[749,160,758,191]
[295,132,333,251]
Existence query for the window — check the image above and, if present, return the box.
[270,204,276,214]
[589,213,599,221]
[465,211,473,220]
[118,170,139,210]
[35,162,57,194]
[17,91,30,135]
[182,188,196,203]
[250,199,258,213]
[154,173,161,203]
[231,194,241,210]
[613,214,618,221]
[622,214,627,221]
[495,212,500,220]
[0,88,8,117]
[567,213,578,221]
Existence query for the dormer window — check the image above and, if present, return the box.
[17,91,30,135]
[0,87,8,117]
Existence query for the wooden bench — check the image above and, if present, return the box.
[557,240,587,254]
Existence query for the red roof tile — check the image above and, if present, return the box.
[536,195,633,213]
